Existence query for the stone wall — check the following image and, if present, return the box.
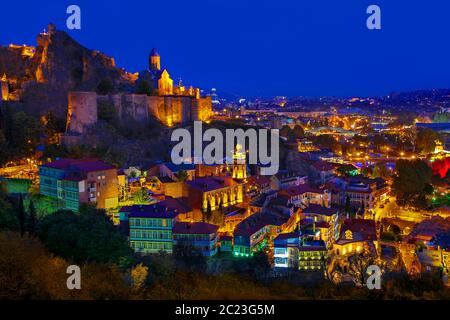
[66,92,98,134]
[65,91,212,136]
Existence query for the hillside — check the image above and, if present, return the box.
[0,24,135,118]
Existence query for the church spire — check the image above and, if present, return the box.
[149,48,161,71]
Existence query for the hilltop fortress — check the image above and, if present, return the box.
[63,49,212,144]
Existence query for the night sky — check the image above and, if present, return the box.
[1,0,450,98]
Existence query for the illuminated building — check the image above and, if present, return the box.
[300,204,341,247]
[232,144,247,179]
[273,233,327,271]
[333,218,379,257]
[173,222,219,256]
[1,73,9,101]
[62,49,212,141]
[39,158,119,211]
[219,235,233,252]
[278,184,331,208]
[233,211,288,257]
[297,242,327,271]
[128,204,179,254]
[186,177,243,212]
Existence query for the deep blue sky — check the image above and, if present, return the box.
[1,0,449,98]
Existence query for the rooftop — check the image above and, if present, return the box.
[278,184,323,197]
[186,176,239,192]
[41,158,115,173]
[127,204,179,219]
[302,204,339,217]
[173,222,218,235]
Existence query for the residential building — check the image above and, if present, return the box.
[334,218,379,257]
[278,184,331,209]
[301,204,341,246]
[274,233,327,271]
[173,222,219,256]
[233,211,289,257]
[39,158,119,211]
[128,204,179,254]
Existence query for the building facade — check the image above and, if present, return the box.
[128,204,179,254]
[173,222,219,256]
[39,159,119,211]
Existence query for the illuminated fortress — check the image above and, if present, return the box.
[65,49,212,138]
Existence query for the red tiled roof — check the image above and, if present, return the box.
[42,158,115,172]
[340,218,377,241]
[313,161,338,172]
[234,212,288,237]
[127,204,179,219]
[302,204,339,217]
[158,197,192,214]
[248,175,271,186]
[278,184,322,197]
[186,177,239,192]
[173,222,218,235]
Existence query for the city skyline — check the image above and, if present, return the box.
[1,0,450,98]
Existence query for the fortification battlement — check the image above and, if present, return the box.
[65,91,212,135]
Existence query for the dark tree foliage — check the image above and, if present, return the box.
[415,128,442,154]
[37,205,133,265]
[392,159,433,208]
[28,200,37,235]
[96,78,115,95]
[0,184,18,231]
[17,195,25,237]
[173,242,207,272]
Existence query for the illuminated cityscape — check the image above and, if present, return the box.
[0,1,450,306]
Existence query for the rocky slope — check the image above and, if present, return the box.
[0,24,135,118]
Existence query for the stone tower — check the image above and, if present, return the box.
[149,48,161,71]
[1,74,9,101]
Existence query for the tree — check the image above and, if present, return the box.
[279,125,291,138]
[173,242,207,273]
[392,159,433,208]
[0,232,133,299]
[28,200,37,235]
[292,125,305,139]
[347,250,377,287]
[415,128,442,154]
[131,188,151,204]
[0,184,18,231]
[176,170,188,182]
[130,263,149,291]
[37,207,133,265]
[17,195,25,237]
[345,195,351,216]
[135,79,152,95]
[96,78,115,95]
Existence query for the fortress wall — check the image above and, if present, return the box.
[147,95,161,119]
[122,94,149,120]
[66,91,98,134]
[193,96,212,121]
[65,92,212,137]
[1,81,8,101]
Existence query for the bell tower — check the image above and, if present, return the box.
[1,74,9,101]
[149,48,161,71]
[232,144,247,179]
